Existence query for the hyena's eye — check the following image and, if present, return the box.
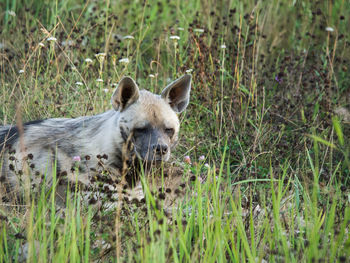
[134,127,148,134]
[165,128,175,137]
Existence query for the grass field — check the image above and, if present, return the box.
[1,0,350,262]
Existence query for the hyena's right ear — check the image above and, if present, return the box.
[111,76,140,111]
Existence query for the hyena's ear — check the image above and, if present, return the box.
[111,76,140,111]
[161,74,191,113]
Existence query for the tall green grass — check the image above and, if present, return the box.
[1,143,349,262]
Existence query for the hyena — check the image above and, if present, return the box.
[0,75,191,202]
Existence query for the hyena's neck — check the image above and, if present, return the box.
[81,110,123,159]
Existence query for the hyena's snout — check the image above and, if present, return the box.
[152,144,169,158]
[133,129,172,163]
[145,139,171,162]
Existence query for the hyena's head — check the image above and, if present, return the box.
[111,75,191,164]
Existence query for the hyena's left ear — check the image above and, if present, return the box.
[161,74,191,113]
[111,76,140,111]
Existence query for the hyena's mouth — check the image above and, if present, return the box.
[135,147,171,164]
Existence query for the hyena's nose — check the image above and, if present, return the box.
[153,144,168,155]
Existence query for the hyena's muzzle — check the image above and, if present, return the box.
[133,126,172,163]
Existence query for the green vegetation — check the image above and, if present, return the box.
[1,0,350,262]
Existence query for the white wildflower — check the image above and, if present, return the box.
[84,58,93,63]
[119,58,129,63]
[8,11,16,17]
[149,74,155,78]
[325,27,334,32]
[38,42,45,47]
[170,35,180,40]
[199,155,205,161]
[47,37,57,42]
[103,88,109,93]
[18,69,24,74]
[177,27,184,31]
[75,81,83,86]
[194,28,204,33]
[204,163,210,168]
[95,52,106,57]
[123,35,134,40]
[96,78,103,82]
[185,69,193,73]
[220,44,226,49]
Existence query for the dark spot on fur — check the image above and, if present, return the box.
[120,126,128,142]
[119,117,128,124]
